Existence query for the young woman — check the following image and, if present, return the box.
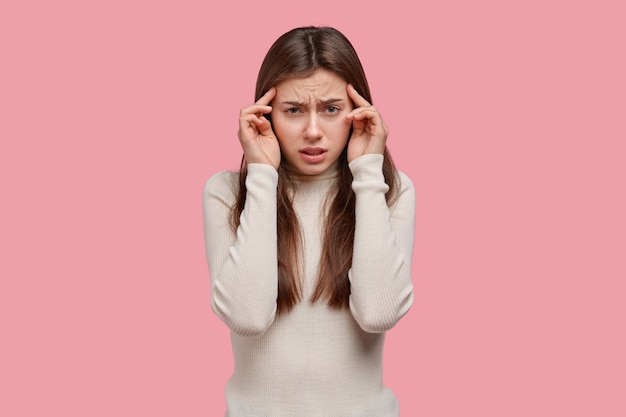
[203,26,416,417]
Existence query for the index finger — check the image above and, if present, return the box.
[347,84,371,108]
[256,87,277,106]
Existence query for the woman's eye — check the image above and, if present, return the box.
[325,106,340,114]
[286,108,300,114]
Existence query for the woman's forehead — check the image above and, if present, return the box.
[275,69,348,102]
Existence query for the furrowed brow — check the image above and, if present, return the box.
[320,98,344,105]
[280,98,345,106]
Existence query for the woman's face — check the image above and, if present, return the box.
[270,69,353,177]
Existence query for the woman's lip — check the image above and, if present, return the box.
[299,148,327,163]
[300,147,326,154]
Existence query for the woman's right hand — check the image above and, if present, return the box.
[238,87,280,169]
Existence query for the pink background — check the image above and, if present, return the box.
[2,1,625,416]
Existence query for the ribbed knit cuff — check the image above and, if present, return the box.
[349,154,388,192]
[246,163,279,191]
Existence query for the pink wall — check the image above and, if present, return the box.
[2,1,624,416]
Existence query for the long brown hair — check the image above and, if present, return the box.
[230,26,399,314]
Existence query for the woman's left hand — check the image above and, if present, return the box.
[345,84,388,163]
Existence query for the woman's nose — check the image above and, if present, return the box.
[304,114,322,140]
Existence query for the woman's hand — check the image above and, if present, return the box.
[238,87,280,169]
[345,84,388,163]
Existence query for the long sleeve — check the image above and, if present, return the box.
[348,154,416,333]
[202,164,279,337]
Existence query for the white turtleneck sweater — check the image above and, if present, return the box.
[203,154,415,417]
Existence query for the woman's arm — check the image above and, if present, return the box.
[203,164,279,337]
[348,154,416,333]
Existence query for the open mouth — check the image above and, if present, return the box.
[301,149,325,156]
[299,148,327,163]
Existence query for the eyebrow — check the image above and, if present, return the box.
[280,98,345,106]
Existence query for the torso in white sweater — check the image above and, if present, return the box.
[203,154,416,417]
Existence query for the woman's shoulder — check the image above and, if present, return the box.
[203,170,239,200]
[395,169,415,193]
[389,169,416,211]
